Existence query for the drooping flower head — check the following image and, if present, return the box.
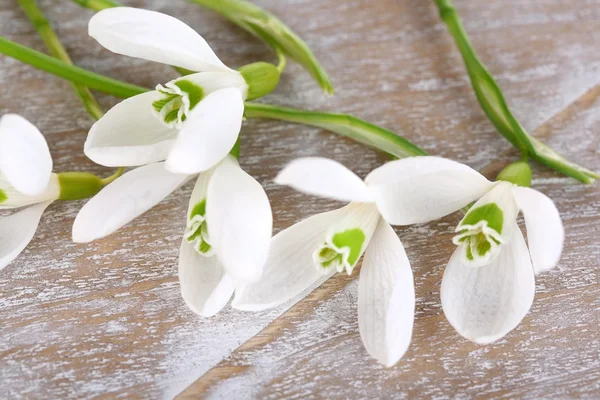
[365,156,564,343]
[84,7,279,174]
[0,114,58,269]
[233,157,416,367]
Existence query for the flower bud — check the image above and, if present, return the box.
[238,62,280,100]
[497,161,532,187]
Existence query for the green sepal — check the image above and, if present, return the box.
[188,0,334,94]
[0,189,7,204]
[497,161,532,187]
[174,80,205,109]
[461,203,504,234]
[239,62,280,100]
[58,172,103,201]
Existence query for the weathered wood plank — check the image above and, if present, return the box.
[0,0,598,398]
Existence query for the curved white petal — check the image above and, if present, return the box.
[72,163,191,243]
[0,174,60,209]
[359,219,415,367]
[441,226,535,344]
[232,208,344,311]
[0,114,52,196]
[178,240,236,317]
[275,157,372,203]
[89,7,230,72]
[0,201,51,270]
[365,156,495,225]
[177,71,247,98]
[206,157,272,282]
[165,88,244,174]
[85,92,178,167]
[512,186,564,274]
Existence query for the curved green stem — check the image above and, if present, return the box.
[434,0,598,183]
[188,0,333,94]
[0,36,149,98]
[245,103,426,159]
[70,0,120,12]
[18,0,103,120]
[100,167,124,185]
[276,48,287,73]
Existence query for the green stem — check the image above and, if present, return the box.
[100,167,124,185]
[276,48,287,74]
[18,0,103,120]
[3,39,422,160]
[188,0,333,94]
[245,103,426,159]
[434,0,598,183]
[70,0,120,12]
[0,36,149,98]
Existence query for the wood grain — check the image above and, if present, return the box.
[0,0,598,398]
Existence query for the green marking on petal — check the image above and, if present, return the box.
[0,189,7,203]
[315,227,367,274]
[174,80,205,110]
[152,79,205,127]
[465,244,474,261]
[190,199,207,219]
[331,228,366,267]
[461,203,504,234]
[185,199,213,256]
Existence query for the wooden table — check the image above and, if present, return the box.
[1,0,599,398]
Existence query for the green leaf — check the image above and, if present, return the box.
[188,0,334,94]
[435,0,598,183]
[244,102,427,159]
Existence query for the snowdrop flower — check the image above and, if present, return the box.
[72,156,272,317]
[233,157,415,367]
[0,114,57,269]
[179,156,272,317]
[359,156,564,343]
[84,7,279,174]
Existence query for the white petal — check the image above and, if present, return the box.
[178,240,236,317]
[165,88,244,174]
[0,174,60,209]
[177,71,247,98]
[0,201,51,270]
[365,156,495,225]
[359,219,415,367]
[206,157,272,282]
[275,157,372,203]
[232,207,344,311]
[89,7,230,72]
[85,92,178,167]
[441,225,535,344]
[72,163,191,243]
[0,114,52,196]
[512,187,564,274]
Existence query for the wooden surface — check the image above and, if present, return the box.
[1,0,599,398]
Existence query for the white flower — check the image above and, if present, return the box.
[178,157,272,317]
[0,114,59,270]
[232,157,416,367]
[84,7,276,174]
[360,156,564,343]
[72,156,273,317]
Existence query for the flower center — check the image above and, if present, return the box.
[453,203,504,266]
[185,199,214,256]
[152,79,205,129]
[0,189,7,204]
[313,228,366,275]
